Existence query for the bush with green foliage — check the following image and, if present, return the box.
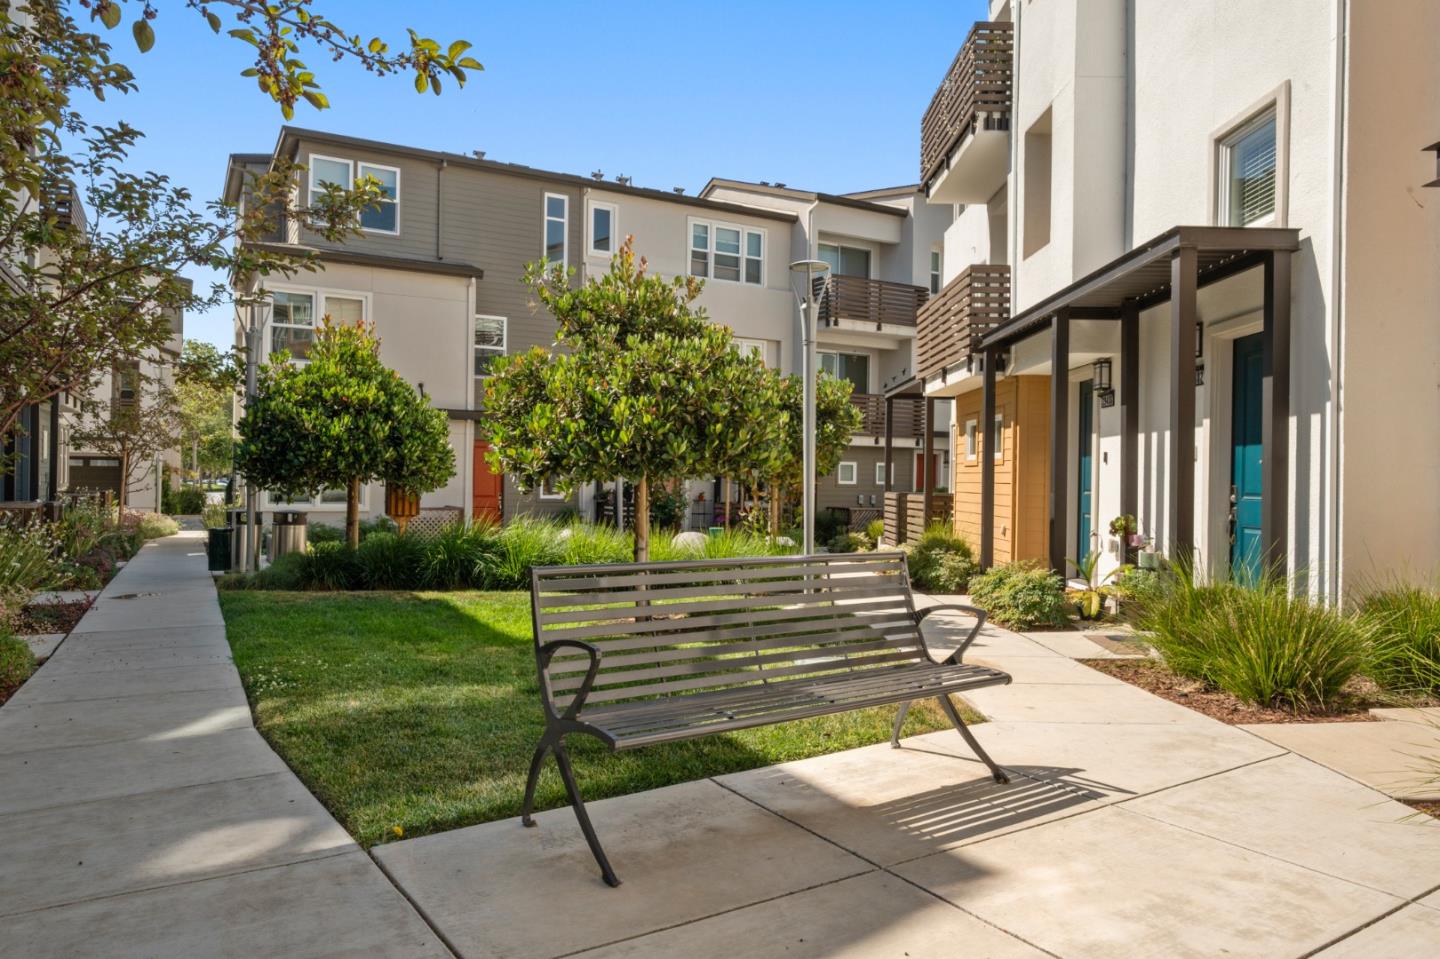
[865,518,885,546]
[201,504,229,529]
[306,523,345,545]
[165,487,207,515]
[648,485,689,531]
[969,561,1070,629]
[1357,584,1440,694]
[0,521,68,594]
[814,510,847,545]
[355,532,428,590]
[906,524,977,593]
[304,541,362,591]
[1113,566,1173,622]
[1,632,37,704]
[1141,571,1370,710]
[827,532,870,554]
[136,513,180,540]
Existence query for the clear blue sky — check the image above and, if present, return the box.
[86,0,987,349]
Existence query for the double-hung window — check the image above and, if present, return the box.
[690,220,763,285]
[544,193,569,266]
[474,315,507,380]
[1218,109,1278,227]
[308,155,352,202]
[357,162,400,234]
[589,202,617,256]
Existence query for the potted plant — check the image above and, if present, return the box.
[1066,553,1121,620]
[1109,514,1144,549]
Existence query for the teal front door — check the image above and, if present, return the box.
[1230,333,1264,583]
[1077,379,1094,562]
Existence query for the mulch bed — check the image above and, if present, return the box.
[17,600,90,635]
[1403,800,1440,820]
[1081,657,1382,725]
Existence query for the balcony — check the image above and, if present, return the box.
[850,393,926,440]
[920,21,1013,204]
[915,264,1011,380]
[816,275,928,332]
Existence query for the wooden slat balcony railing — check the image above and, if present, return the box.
[816,275,928,330]
[920,21,1014,187]
[915,263,1011,379]
[850,393,928,439]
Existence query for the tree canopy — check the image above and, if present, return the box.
[234,320,455,548]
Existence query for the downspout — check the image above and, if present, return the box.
[436,159,447,260]
[1327,0,1348,604]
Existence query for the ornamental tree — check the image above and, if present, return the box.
[234,320,454,548]
[68,374,180,510]
[484,239,789,561]
[759,371,864,535]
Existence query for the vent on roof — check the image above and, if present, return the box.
[774,182,786,189]
[615,174,631,186]
[672,187,685,194]
[591,170,604,181]
[472,150,486,159]
[760,181,771,186]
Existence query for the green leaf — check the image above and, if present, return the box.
[302,91,330,111]
[98,3,122,29]
[206,11,222,33]
[133,20,155,54]
[447,40,472,60]
[414,72,428,94]
[368,37,385,53]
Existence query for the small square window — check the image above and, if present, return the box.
[1219,110,1278,226]
[837,461,858,486]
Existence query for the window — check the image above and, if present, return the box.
[268,288,367,362]
[588,201,617,256]
[544,193,568,266]
[1219,109,1277,226]
[874,461,891,486]
[733,338,768,365]
[818,243,871,278]
[837,461,858,486]
[992,412,1004,462]
[357,162,400,234]
[819,351,870,393]
[308,155,352,202]
[540,476,565,500]
[690,219,764,285]
[965,419,978,461]
[114,361,140,407]
[1022,109,1053,258]
[930,249,942,295]
[474,315,507,379]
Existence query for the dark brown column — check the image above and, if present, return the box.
[1048,311,1070,574]
[1168,247,1198,566]
[922,396,936,524]
[47,393,61,498]
[980,349,997,568]
[882,396,895,493]
[1120,301,1139,562]
[1260,251,1291,576]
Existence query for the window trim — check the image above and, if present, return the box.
[992,412,1004,464]
[264,284,372,365]
[262,486,369,513]
[356,161,401,236]
[964,418,978,462]
[543,192,569,268]
[473,314,508,381]
[1209,81,1290,229]
[307,153,353,207]
[688,216,766,287]
[539,476,566,501]
[874,461,891,486]
[587,200,618,257]
[836,461,858,486]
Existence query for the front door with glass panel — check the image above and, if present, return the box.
[1230,333,1264,583]
[1076,379,1095,561]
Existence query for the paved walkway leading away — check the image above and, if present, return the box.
[0,533,451,958]
[4,546,1439,958]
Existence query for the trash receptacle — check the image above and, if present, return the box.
[228,508,249,572]
[206,527,232,572]
[271,511,308,560]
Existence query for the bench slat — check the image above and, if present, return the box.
[534,555,904,592]
[537,597,915,644]
[535,583,909,627]
[536,572,902,610]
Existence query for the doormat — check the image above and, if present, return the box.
[1084,633,1151,657]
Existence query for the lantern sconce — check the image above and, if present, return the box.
[1093,358,1115,408]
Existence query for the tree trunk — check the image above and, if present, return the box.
[633,474,650,562]
[345,477,361,549]
[117,449,129,511]
[722,478,731,530]
[769,490,781,537]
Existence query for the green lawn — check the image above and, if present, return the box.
[220,590,965,847]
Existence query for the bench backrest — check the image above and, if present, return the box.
[530,552,927,712]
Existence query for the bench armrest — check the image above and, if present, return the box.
[914,604,988,664]
[538,639,602,721]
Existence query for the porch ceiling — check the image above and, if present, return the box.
[981,225,1301,349]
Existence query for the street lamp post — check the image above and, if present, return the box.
[789,259,831,555]
[242,298,271,572]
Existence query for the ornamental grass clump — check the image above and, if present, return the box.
[1141,570,1370,711]
[1356,583,1440,694]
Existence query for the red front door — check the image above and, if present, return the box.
[472,441,502,523]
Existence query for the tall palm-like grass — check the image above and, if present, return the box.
[1356,581,1440,694]
[1141,565,1371,710]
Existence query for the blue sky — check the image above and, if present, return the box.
[85,0,986,349]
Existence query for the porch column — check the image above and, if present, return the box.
[882,396,895,493]
[47,393,61,499]
[922,396,936,526]
[1260,251,1291,576]
[1168,246,1198,565]
[1120,301,1139,562]
[980,348,997,567]
[1048,311,1070,574]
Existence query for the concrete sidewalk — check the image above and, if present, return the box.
[374,601,1440,959]
[0,532,451,959]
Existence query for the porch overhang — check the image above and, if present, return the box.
[973,225,1301,577]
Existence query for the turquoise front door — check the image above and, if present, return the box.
[1077,379,1094,562]
[1230,333,1264,583]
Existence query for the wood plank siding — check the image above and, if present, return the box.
[952,375,1050,564]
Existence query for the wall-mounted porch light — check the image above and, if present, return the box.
[1093,358,1115,407]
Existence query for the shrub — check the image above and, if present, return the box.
[0,520,67,593]
[358,516,398,540]
[827,532,869,554]
[1113,566,1173,622]
[137,513,180,540]
[0,632,37,704]
[166,487,206,515]
[648,485,688,531]
[906,523,975,592]
[651,527,796,562]
[1357,584,1440,694]
[814,510,847,544]
[307,523,345,545]
[1142,571,1369,710]
[56,498,110,558]
[354,532,428,590]
[558,521,632,566]
[969,561,1070,629]
[201,503,229,529]
[865,518,885,546]
[305,541,362,591]
[931,551,980,594]
[245,551,311,591]
[419,521,497,590]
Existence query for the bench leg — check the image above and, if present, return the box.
[938,695,1009,784]
[553,740,622,888]
[890,701,912,748]
[521,741,550,827]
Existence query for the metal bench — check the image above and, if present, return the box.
[524,551,1012,886]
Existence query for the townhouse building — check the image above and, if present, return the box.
[225,128,950,532]
[907,0,1439,602]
